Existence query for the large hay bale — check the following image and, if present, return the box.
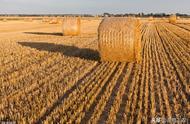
[62,17,81,36]
[169,14,177,23]
[98,17,141,63]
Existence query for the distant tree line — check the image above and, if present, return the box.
[103,13,190,18]
[0,13,190,18]
[0,14,94,17]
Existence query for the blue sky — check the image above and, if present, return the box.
[0,0,190,14]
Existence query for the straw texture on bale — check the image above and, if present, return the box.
[98,17,141,63]
[169,14,177,23]
[62,17,81,36]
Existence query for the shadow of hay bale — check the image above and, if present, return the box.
[18,42,100,61]
[24,32,63,36]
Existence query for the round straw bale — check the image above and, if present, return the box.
[98,17,141,63]
[42,18,49,23]
[24,18,33,22]
[57,17,63,24]
[62,17,81,36]
[169,14,177,23]
[3,18,7,22]
[49,18,59,24]
[148,16,154,21]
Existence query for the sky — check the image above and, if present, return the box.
[0,0,190,15]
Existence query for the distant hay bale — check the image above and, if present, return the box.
[3,18,7,22]
[49,18,59,24]
[98,17,141,63]
[24,18,33,22]
[58,18,63,24]
[148,16,154,21]
[57,17,63,24]
[169,14,177,23]
[42,18,49,23]
[48,17,63,24]
[177,16,180,20]
[62,17,81,36]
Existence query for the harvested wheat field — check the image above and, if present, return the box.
[0,17,189,124]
